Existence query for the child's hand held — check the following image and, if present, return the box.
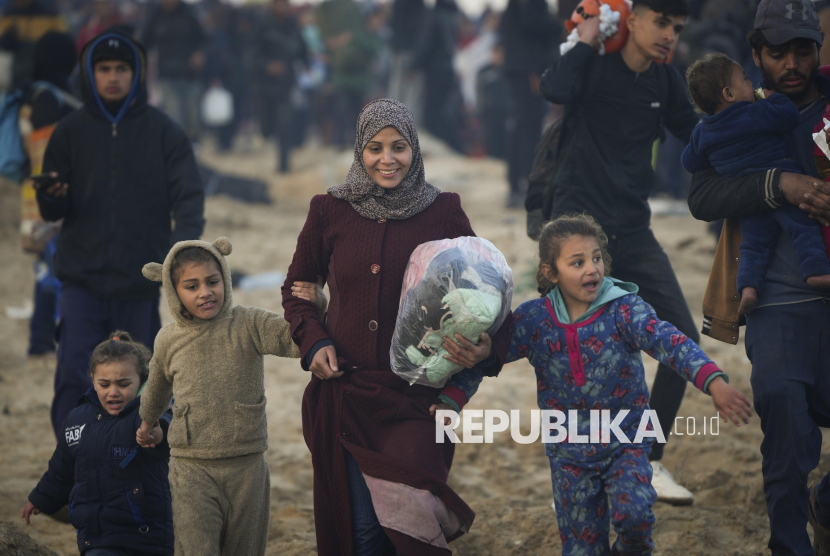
[147,420,164,447]
[21,502,40,524]
[292,281,328,319]
[709,376,752,426]
[136,420,157,448]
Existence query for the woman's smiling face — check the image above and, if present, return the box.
[362,126,413,189]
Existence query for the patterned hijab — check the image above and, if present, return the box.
[328,99,440,220]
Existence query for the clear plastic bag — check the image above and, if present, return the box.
[390,237,514,387]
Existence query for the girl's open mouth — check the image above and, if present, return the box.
[378,169,399,178]
[583,281,599,292]
[199,301,215,309]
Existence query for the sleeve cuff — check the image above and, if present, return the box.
[768,168,785,209]
[290,314,332,369]
[702,371,728,395]
[438,394,460,413]
[694,362,723,393]
[303,339,333,370]
[28,491,64,515]
[439,386,467,411]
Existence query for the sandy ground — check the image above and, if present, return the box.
[1,135,829,555]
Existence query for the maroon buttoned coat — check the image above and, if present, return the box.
[282,192,510,555]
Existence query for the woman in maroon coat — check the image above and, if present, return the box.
[282,99,511,555]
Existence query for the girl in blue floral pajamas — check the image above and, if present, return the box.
[441,214,752,555]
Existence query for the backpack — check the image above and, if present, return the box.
[0,81,77,183]
[525,60,670,238]
[0,90,27,182]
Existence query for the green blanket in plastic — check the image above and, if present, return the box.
[405,288,502,383]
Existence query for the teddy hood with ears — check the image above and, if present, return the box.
[143,237,234,327]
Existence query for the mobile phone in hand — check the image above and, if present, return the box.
[29,173,59,190]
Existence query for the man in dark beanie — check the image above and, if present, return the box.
[36,28,204,439]
[688,0,830,553]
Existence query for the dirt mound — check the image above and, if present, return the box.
[0,521,58,556]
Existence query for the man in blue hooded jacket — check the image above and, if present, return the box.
[36,29,204,438]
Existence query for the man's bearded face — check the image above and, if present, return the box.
[755,38,820,104]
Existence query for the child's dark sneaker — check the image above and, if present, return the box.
[738,287,757,315]
[809,483,830,556]
[806,275,830,289]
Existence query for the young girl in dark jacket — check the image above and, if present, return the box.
[22,331,173,556]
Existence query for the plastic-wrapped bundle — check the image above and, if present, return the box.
[391,237,513,387]
[560,0,627,57]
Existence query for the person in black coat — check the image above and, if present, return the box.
[252,0,308,173]
[36,29,204,439]
[410,0,463,152]
[499,0,561,207]
[142,0,206,140]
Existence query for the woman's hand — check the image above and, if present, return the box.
[21,502,40,524]
[310,345,344,380]
[429,402,456,426]
[291,281,328,318]
[708,377,752,427]
[442,333,493,369]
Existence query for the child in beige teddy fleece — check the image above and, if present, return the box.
[136,237,324,556]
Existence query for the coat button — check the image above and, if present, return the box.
[371,264,380,274]
[378,218,386,223]
[369,320,378,331]
[97,414,102,420]
[85,541,91,547]
[133,488,140,495]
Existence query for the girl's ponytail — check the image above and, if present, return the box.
[88,330,152,384]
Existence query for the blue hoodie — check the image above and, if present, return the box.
[682,93,804,177]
